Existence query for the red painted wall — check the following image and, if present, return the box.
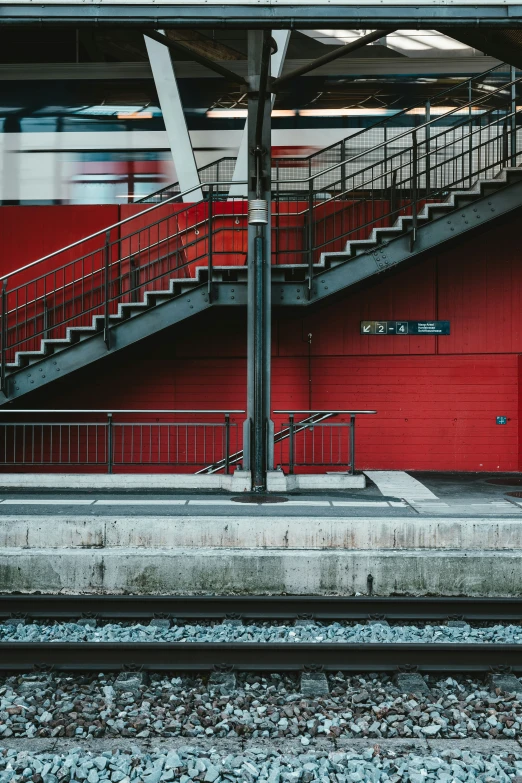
[0,206,119,278]
[1,209,521,472]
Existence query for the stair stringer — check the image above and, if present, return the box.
[2,283,247,402]
[308,173,522,306]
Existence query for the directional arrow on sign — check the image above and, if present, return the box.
[363,325,371,333]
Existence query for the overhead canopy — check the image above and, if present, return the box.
[446,28,522,69]
[2,1,522,28]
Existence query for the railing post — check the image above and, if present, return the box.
[410,130,418,251]
[307,178,314,293]
[425,100,431,196]
[107,412,113,475]
[289,413,295,475]
[207,184,213,302]
[390,169,397,222]
[468,79,473,187]
[43,298,49,341]
[511,65,517,165]
[1,281,7,395]
[224,413,230,475]
[104,230,111,350]
[130,256,139,303]
[503,119,509,167]
[350,414,355,476]
[341,138,347,194]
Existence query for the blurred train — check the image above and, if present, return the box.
[0,98,502,205]
[0,122,363,205]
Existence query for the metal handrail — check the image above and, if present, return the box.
[0,180,247,285]
[274,410,377,414]
[137,157,237,204]
[0,409,245,414]
[149,61,510,203]
[4,212,248,310]
[306,102,521,257]
[3,76,517,286]
[275,410,376,475]
[269,74,522,188]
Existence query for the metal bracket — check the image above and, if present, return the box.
[489,665,513,675]
[303,664,325,673]
[33,663,54,674]
[214,663,235,673]
[397,664,419,673]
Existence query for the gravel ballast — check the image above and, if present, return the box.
[0,745,521,782]
[0,672,520,741]
[1,622,522,644]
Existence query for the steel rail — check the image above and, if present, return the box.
[0,642,519,673]
[1,596,522,622]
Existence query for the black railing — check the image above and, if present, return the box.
[0,410,243,474]
[272,67,522,284]
[0,181,247,379]
[144,62,514,202]
[138,157,238,203]
[273,410,376,475]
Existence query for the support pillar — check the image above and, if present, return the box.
[243,30,274,491]
[229,30,290,198]
[144,33,203,202]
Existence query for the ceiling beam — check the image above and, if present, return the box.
[164,29,245,61]
[272,29,392,90]
[443,28,522,69]
[144,29,247,84]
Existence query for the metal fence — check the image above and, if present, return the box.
[273,410,376,475]
[0,410,243,474]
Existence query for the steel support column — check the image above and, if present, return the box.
[243,30,273,491]
[144,33,203,202]
[229,29,290,198]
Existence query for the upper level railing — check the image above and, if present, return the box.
[140,61,514,203]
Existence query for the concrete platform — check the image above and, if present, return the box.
[0,471,520,596]
[0,511,520,595]
[0,546,519,595]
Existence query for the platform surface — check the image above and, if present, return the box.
[0,471,521,596]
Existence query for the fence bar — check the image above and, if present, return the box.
[307,180,314,291]
[207,184,213,302]
[410,130,418,250]
[425,100,431,196]
[104,231,111,349]
[1,281,6,395]
[288,413,295,475]
[224,413,230,475]
[350,414,355,476]
[107,413,113,474]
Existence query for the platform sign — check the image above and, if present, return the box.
[360,320,450,335]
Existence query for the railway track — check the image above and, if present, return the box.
[1,594,522,622]
[0,595,520,673]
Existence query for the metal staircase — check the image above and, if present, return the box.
[2,64,522,403]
